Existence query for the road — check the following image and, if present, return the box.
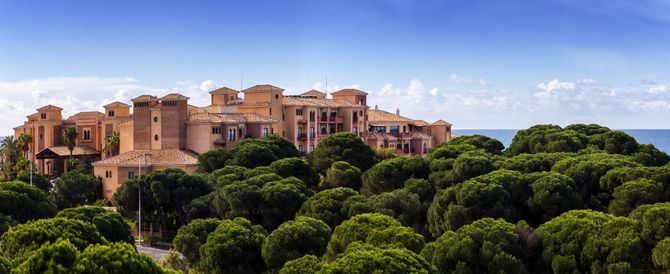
[137,245,173,261]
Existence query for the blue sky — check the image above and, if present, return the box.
[1,0,670,134]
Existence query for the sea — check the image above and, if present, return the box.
[453,129,670,153]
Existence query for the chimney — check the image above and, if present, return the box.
[375,105,378,110]
[396,108,400,115]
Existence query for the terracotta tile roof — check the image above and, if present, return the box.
[242,84,284,93]
[68,111,104,119]
[188,112,276,123]
[36,146,100,158]
[300,90,326,99]
[431,119,453,126]
[282,96,360,107]
[103,101,131,108]
[131,95,159,102]
[368,133,398,141]
[93,150,199,167]
[368,109,414,123]
[331,88,368,96]
[160,93,189,100]
[37,105,63,111]
[412,120,430,127]
[209,87,239,95]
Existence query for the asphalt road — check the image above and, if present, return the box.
[137,246,172,261]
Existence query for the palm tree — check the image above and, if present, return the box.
[102,131,120,157]
[62,127,77,172]
[1,136,20,180]
[18,133,33,159]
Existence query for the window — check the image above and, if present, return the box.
[238,128,243,138]
[162,101,177,107]
[297,127,303,137]
[282,114,285,121]
[275,94,279,99]
[310,145,314,152]
[353,127,358,134]
[228,128,236,141]
[269,108,272,115]
[390,125,400,133]
[263,128,269,137]
[310,127,315,138]
[105,171,113,178]
[83,129,92,141]
[212,127,221,134]
[403,126,406,133]
[296,109,304,116]
[353,111,358,122]
[40,113,47,119]
[154,117,159,123]
[298,145,304,153]
[128,172,135,179]
[309,111,315,121]
[39,134,43,140]
[154,135,159,141]
[134,102,149,108]
[108,110,115,117]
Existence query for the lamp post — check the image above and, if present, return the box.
[136,153,146,246]
[29,148,33,185]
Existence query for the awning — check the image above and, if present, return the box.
[36,146,100,159]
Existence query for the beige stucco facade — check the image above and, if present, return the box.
[13,84,452,200]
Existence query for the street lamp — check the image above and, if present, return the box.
[135,153,146,246]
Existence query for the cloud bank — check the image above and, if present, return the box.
[1,75,669,135]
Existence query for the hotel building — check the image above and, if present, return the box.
[13,85,452,199]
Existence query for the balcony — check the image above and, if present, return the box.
[320,116,344,123]
[297,118,307,123]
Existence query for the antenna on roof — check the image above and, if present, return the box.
[240,72,244,91]
[325,76,329,98]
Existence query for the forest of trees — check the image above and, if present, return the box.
[1,124,670,273]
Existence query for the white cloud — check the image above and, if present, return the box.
[649,84,668,94]
[535,79,576,93]
[0,77,219,135]
[448,74,488,86]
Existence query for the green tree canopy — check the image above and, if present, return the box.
[608,179,664,216]
[262,216,331,269]
[199,218,267,274]
[629,202,670,245]
[1,217,107,264]
[297,187,360,228]
[653,237,670,271]
[0,181,56,223]
[260,177,312,229]
[494,152,575,173]
[172,218,221,266]
[527,172,583,225]
[564,124,611,136]
[552,153,640,209]
[361,156,430,195]
[197,148,233,173]
[633,144,670,166]
[312,132,377,174]
[366,226,425,254]
[506,124,588,156]
[278,255,322,274]
[423,218,528,273]
[16,171,51,192]
[320,242,433,274]
[589,130,640,155]
[433,134,505,155]
[56,206,133,244]
[323,161,362,190]
[270,157,320,189]
[51,171,102,209]
[325,213,401,261]
[113,169,212,235]
[369,189,423,230]
[427,170,527,237]
[536,210,613,273]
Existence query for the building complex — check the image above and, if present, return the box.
[13,85,452,199]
